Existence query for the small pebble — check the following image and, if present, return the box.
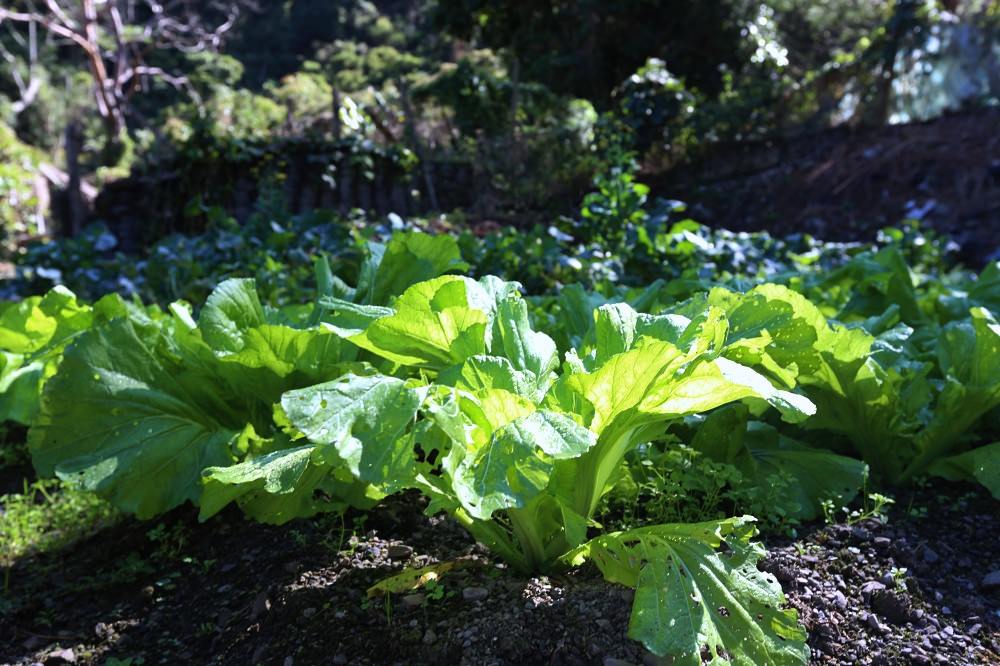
[866,614,887,634]
[387,544,414,560]
[45,649,76,664]
[402,593,425,608]
[980,570,1000,590]
[251,591,271,619]
[462,586,489,602]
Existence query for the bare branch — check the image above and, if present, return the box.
[0,7,93,51]
[123,65,190,89]
[12,78,42,114]
[43,0,78,31]
[1,0,258,138]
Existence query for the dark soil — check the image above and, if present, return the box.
[1,481,998,666]
[653,108,1000,267]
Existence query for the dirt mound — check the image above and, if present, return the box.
[655,109,1000,266]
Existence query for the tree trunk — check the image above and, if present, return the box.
[866,0,911,126]
[65,120,86,237]
[399,78,439,211]
[332,86,342,140]
[508,54,521,191]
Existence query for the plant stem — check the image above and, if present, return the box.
[451,508,530,574]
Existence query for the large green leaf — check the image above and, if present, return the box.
[191,279,353,410]
[969,261,1000,312]
[554,283,608,349]
[453,410,596,519]
[0,352,43,424]
[198,278,268,352]
[555,339,689,439]
[200,442,376,524]
[644,356,815,424]
[437,355,535,397]
[29,319,240,518]
[0,287,98,424]
[367,231,469,305]
[685,407,866,520]
[742,422,867,520]
[550,338,815,520]
[722,285,931,483]
[566,517,808,664]
[318,298,393,337]
[279,374,424,491]
[808,247,923,325]
[349,276,491,368]
[208,323,347,410]
[0,286,93,353]
[928,442,1000,499]
[559,339,813,441]
[905,307,1000,478]
[492,298,558,380]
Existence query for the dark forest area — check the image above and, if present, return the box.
[1,2,999,665]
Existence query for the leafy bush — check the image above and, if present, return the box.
[0,122,44,253]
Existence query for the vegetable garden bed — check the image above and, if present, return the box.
[2,220,999,665]
[1,480,997,665]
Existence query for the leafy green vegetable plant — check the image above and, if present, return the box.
[26,231,469,520]
[12,222,1000,664]
[272,275,814,663]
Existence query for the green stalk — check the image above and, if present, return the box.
[573,428,636,519]
[507,507,549,573]
[451,508,531,574]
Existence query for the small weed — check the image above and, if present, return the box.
[111,552,155,582]
[146,522,190,560]
[890,566,909,591]
[33,607,55,627]
[360,591,395,625]
[182,556,216,575]
[196,621,216,637]
[826,489,895,526]
[604,445,805,533]
[848,492,895,526]
[322,512,366,557]
[0,479,118,583]
[424,578,456,602]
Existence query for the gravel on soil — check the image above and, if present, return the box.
[1,482,997,666]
